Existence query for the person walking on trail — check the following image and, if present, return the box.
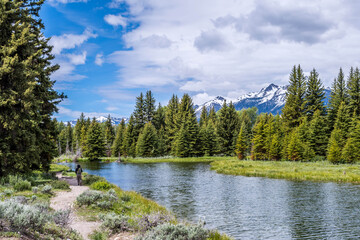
[75,164,83,186]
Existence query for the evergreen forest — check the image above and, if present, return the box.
[57,65,360,164]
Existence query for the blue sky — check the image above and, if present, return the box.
[42,0,360,121]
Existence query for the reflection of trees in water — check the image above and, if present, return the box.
[286,182,328,239]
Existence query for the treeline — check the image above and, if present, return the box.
[56,91,257,160]
[58,65,360,164]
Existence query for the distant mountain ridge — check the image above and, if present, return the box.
[194,83,331,117]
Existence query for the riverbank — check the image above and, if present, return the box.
[0,165,232,240]
[54,155,234,164]
[211,160,360,183]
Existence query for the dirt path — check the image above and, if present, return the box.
[50,174,101,240]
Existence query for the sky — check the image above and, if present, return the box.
[42,0,360,121]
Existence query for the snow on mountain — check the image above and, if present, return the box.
[194,83,331,117]
[66,116,128,127]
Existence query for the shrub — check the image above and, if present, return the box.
[14,180,31,192]
[53,209,70,227]
[77,190,103,206]
[41,185,52,194]
[136,212,175,232]
[0,200,49,231]
[77,189,118,209]
[136,223,209,240]
[99,213,131,233]
[51,180,70,190]
[3,188,14,196]
[91,181,111,191]
[121,194,131,202]
[90,230,108,240]
[83,175,106,185]
[208,231,234,240]
[32,187,39,193]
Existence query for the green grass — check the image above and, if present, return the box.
[211,160,360,183]
[50,164,69,172]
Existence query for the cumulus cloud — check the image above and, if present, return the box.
[66,51,87,65]
[105,0,360,99]
[194,30,232,53]
[104,14,127,27]
[95,53,104,66]
[49,30,97,55]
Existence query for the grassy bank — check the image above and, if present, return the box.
[211,160,360,183]
[54,155,234,164]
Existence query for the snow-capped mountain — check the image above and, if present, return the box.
[194,83,331,117]
[67,116,128,127]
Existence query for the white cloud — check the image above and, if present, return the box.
[66,51,87,65]
[105,0,360,99]
[104,14,127,27]
[95,53,104,66]
[56,106,124,120]
[49,30,97,55]
[48,0,87,4]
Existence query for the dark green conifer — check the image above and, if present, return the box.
[153,103,166,130]
[235,123,249,159]
[251,114,268,160]
[305,68,326,118]
[164,95,179,154]
[282,65,306,129]
[347,67,360,116]
[124,115,136,157]
[144,90,156,122]
[104,115,115,157]
[328,68,347,130]
[308,110,328,156]
[136,122,159,157]
[199,106,208,127]
[112,119,125,157]
[134,92,146,137]
[84,118,106,160]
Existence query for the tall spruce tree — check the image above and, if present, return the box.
[199,106,208,127]
[136,122,159,157]
[0,0,64,175]
[208,106,217,124]
[123,115,136,157]
[341,120,360,163]
[172,94,199,157]
[235,123,249,160]
[328,68,347,130]
[74,113,85,153]
[104,115,115,157]
[251,114,268,160]
[133,92,146,137]
[144,90,156,122]
[112,119,125,157]
[153,103,166,130]
[305,68,326,118]
[308,110,328,156]
[164,95,179,154]
[282,65,306,129]
[84,118,105,160]
[217,101,239,156]
[347,67,360,116]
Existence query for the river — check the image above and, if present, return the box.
[62,161,360,239]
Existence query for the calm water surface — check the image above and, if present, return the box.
[63,161,360,239]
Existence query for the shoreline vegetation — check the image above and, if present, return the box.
[0,164,232,240]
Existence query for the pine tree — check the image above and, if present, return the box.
[136,122,159,157]
[173,123,189,157]
[305,68,326,118]
[157,127,166,156]
[112,119,125,157]
[164,95,179,154]
[327,128,344,164]
[235,123,248,159]
[104,115,115,157]
[204,120,218,156]
[347,67,360,116]
[208,106,217,124]
[217,101,239,156]
[153,103,165,130]
[341,120,360,164]
[74,113,85,153]
[308,110,328,156]
[282,65,306,129]
[0,0,64,175]
[287,129,303,161]
[251,114,268,160]
[65,122,73,154]
[80,125,87,156]
[144,90,156,122]
[172,94,199,157]
[269,133,282,161]
[328,68,347,130]
[84,118,106,160]
[133,92,146,137]
[124,115,136,157]
[199,106,208,127]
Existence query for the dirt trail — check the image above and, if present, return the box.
[50,174,101,240]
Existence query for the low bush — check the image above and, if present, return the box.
[136,223,209,240]
[83,175,106,185]
[14,180,31,192]
[41,185,52,194]
[91,181,112,191]
[53,209,71,227]
[77,189,118,210]
[99,213,131,233]
[90,230,109,240]
[136,212,175,232]
[3,189,14,196]
[121,194,131,202]
[51,180,70,190]
[208,231,234,240]
[32,186,39,193]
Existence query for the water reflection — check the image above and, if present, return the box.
[62,161,360,240]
